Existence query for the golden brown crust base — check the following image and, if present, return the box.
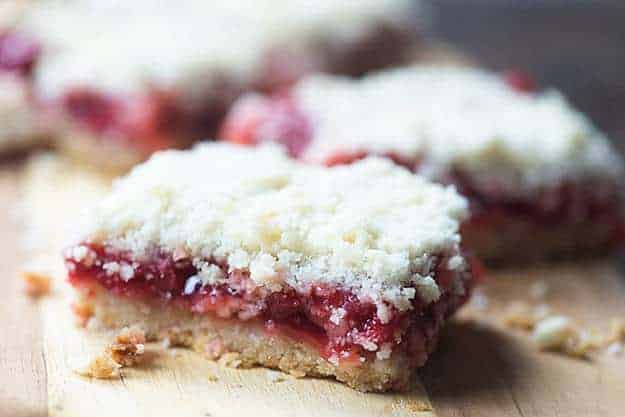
[77,286,416,392]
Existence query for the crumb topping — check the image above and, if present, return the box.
[20,0,415,98]
[293,66,624,190]
[73,143,468,313]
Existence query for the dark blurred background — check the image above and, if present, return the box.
[427,1,625,152]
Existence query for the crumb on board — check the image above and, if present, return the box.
[406,400,434,412]
[107,326,146,367]
[75,326,146,379]
[502,301,549,330]
[75,354,121,379]
[531,316,595,357]
[21,270,51,298]
[72,300,94,328]
[501,299,625,359]
[531,315,604,358]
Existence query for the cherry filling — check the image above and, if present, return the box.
[66,243,472,364]
[219,94,312,158]
[448,170,624,238]
[60,88,189,152]
[503,69,537,93]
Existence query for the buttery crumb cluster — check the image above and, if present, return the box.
[65,144,469,319]
[77,326,146,379]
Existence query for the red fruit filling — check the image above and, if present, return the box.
[0,31,40,77]
[60,88,188,152]
[449,170,624,232]
[219,95,312,157]
[66,243,473,364]
[324,150,418,171]
[503,69,537,93]
[221,95,420,169]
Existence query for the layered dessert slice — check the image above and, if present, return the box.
[11,0,420,170]
[221,66,625,263]
[64,143,476,392]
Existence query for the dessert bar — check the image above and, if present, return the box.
[65,143,476,391]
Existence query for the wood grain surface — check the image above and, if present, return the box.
[0,154,623,417]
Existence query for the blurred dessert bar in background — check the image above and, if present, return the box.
[3,0,422,169]
[221,66,625,262]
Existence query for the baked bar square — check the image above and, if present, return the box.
[64,143,477,392]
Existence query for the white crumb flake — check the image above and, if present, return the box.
[102,262,135,281]
[329,308,346,325]
[119,264,135,281]
[102,262,120,276]
[414,276,440,304]
[193,261,226,285]
[293,66,624,192]
[532,316,576,350]
[77,143,469,315]
[20,0,415,99]
[68,245,88,262]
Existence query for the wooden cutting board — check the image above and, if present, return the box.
[2,155,625,417]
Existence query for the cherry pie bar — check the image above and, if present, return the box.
[11,0,419,170]
[221,66,625,262]
[64,143,476,392]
